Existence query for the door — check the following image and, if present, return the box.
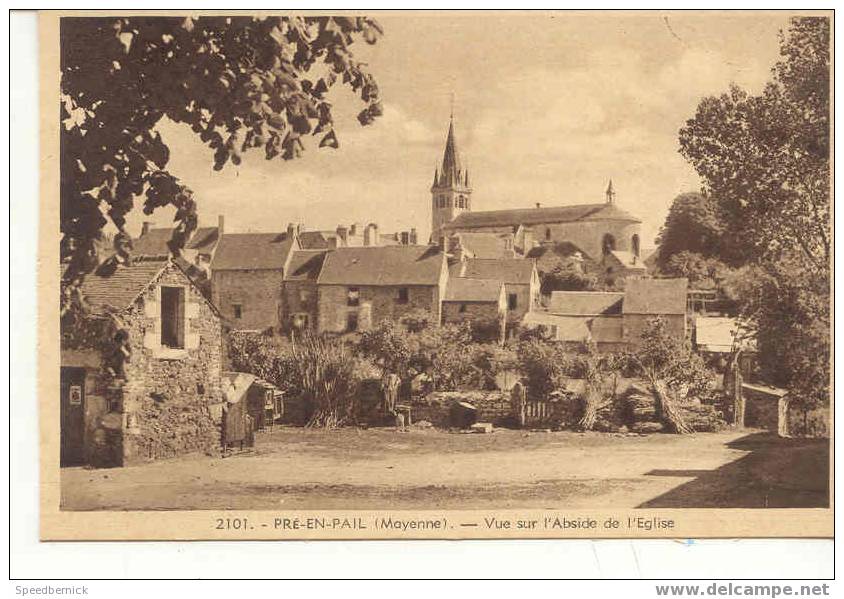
[60,367,86,466]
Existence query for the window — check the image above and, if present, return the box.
[233,303,243,319]
[397,288,409,304]
[347,287,360,307]
[459,303,467,313]
[602,233,616,256]
[545,227,551,241]
[508,293,518,311]
[346,312,359,332]
[292,313,309,329]
[298,288,310,304]
[160,286,186,348]
[631,233,641,257]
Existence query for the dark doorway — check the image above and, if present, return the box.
[60,367,86,466]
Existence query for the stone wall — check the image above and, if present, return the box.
[317,284,440,333]
[118,264,224,465]
[212,268,284,331]
[280,279,318,332]
[441,301,503,326]
[623,314,686,348]
[743,387,781,432]
[456,219,641,263]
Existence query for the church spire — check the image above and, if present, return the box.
[437,116,465,189]
[605,179,616,204]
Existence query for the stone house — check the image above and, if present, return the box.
[441,277,507,336]
[280,249,329,333]
[451,258,540,322]
[524,278,688,351]
[134,215,224,273]
[315,245,448,333]
[622,277,688,345]
[210,228,300,332]
[60,257,225,467]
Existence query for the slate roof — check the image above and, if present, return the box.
[623,277,688,315]
[443,202,641,230]
[78,257,171,314]
[444,277,504,302]
[298,231,330,250]
[317,245,444,286]
[456,258,535,285]
[548,291,624,315]
[607,249,647,270]
[211,232,297,271]
[454,232,516,259]
[284,250,328,282]
[133,226,220,257]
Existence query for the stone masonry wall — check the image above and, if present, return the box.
[441,301,503,326]
[212,269,284,331]
[317,284,439,333]
[120,264,224,464]
[280,279,318,332]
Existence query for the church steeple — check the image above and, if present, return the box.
[605,179,616,204]
[430,114,472,243]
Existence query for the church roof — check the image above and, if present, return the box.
[443,202,641,230]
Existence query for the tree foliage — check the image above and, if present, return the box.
[60,16,383,311]
[677,17,830,405]
[655,192,732,268]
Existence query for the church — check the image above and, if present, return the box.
[429,117,647,279]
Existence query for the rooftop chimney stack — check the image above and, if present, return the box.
[410,228,418,245]
[535,202,541,209]
[217,215,225,236]
[141,221,154,236]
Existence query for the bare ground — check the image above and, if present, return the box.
[60,428,829,511]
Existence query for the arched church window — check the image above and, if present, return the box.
[545,228,551,241]
[602,233,616,256]
[631,234,640,257]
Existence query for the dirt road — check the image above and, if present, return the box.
[60,428,829,510]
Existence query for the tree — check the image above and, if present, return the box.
[678,17,830,406]
[655,192,732,268]
[60,16,383,311]
[679,17,829,273]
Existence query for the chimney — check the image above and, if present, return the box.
[364,223,379,247]
[400,231,409,245]
[217,215,224,236]
[287,222,296,237]
[141,221,154,236]
[535,202,541,209]
[410,228,418,245]
[336,225,348,246]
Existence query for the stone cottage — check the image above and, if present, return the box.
[451,258,540,322]
[210,227,300,332]
[441,277,507,340]
[315,245,448,333]
[60,256,225,467]
[281,249,329,333]
[622,277,688,344]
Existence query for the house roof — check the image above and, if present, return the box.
[298,231,330,250]
[443,202,640,230]
[222,371,256,404]
[456,258,535,285]
[79,257,171,314]
[284,250,328,282]
[522,311,624,344]
[210,232,297,271]
[453,232,516,259]
[444,277,504,302]
[133,226,220,257]
[317,245,444,286]
[548,291,624,315]
[526,241,590,262]
[623,277,688,315]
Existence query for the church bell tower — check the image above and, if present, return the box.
[430,116,472,244]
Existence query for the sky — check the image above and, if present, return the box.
[140,11,793,246]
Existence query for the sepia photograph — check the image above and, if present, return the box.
[40,9,831,540]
